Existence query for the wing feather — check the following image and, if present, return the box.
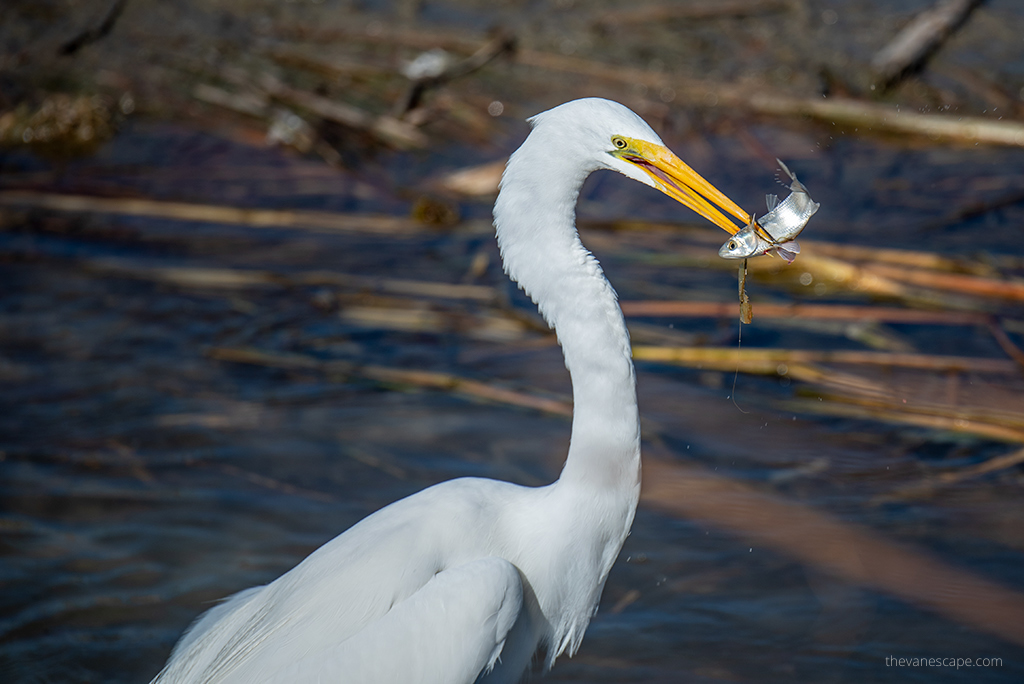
[264,558,523,684]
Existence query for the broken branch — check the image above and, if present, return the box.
[871,0,985,89]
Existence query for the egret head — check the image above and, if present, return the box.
[528,98,750,235]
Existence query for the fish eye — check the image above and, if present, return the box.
[612,136,628,149]
[728,241,737,249]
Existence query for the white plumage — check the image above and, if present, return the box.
[151,98,748,684]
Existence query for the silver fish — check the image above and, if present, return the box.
[718,159,816,264]
[718,220,800,263]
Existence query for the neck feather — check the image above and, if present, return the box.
[493,137,641,491]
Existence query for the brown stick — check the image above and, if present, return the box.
[0,190,425,235]
[864,263,1024,301]
[75,258,497,301]
[791,400,1024,444]
[741,92,1024,147]
[806,390,1024,432]
[871,0,985,89]
[206,347,574,417]
[804,240,996,275]
[631,345,1019,374]
[989,322,1024,370]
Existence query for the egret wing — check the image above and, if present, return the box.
[265,558,524,684]
[151,479,528,684]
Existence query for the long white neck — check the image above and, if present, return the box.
[493,132,641,494]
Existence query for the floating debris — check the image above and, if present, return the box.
[738,259,753,324]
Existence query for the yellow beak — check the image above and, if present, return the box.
[613,138,750,235]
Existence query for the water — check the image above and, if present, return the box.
[3,1,1024,682]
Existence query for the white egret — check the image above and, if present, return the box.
[151,98,749,684]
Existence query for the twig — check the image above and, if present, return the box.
[0,190,426,235]
[739,92,1024,148]
[989,322,1024,370]
[631,346,1019,374]
[809,391,1024,433]
[206,347,573,417]
[871,0,985,90]
[793,372,1024,429]
[804,240,996,276]
[864,263,1024,301]
[789,400,1024,444]
[74,259,497,303]
[59,0,129,56]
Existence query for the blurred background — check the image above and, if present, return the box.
[2,0,1024,682]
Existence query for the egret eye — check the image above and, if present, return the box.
[612,136,628,149]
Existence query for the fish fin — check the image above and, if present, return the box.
[776,242,799,263]
[765,194,779,212]
[776,158,810,193]
[776,158,795,182]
